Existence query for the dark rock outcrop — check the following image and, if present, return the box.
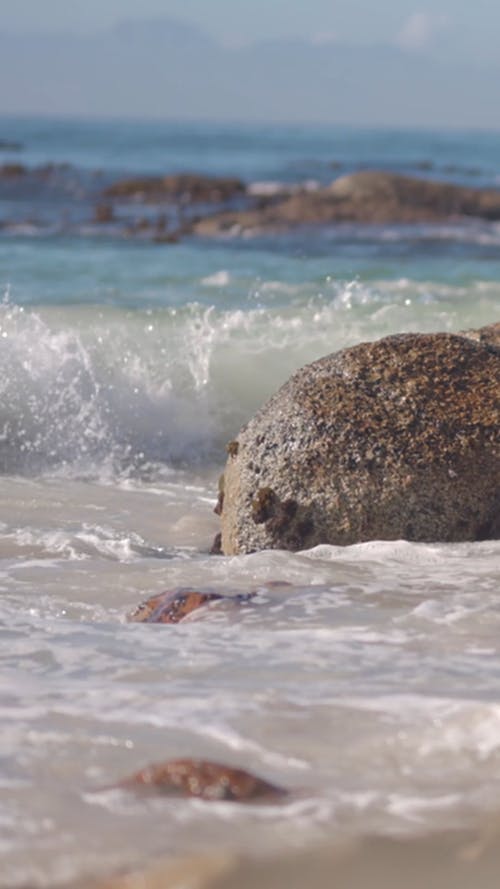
[219,330,500,554]
[103,172,245,204]
[114,758,287,802]
[190,171,500,236]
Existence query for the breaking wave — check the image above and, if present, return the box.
[0,276,496,477]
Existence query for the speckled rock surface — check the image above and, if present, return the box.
[219,331,500,554]
[115,758,287,802]
[461,321,500,348]
[128,588,227,623]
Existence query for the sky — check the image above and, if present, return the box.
[0,1,497,127]
[1,0,496,64]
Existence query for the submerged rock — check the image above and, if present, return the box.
[128,589,225,623]
[128,588,254,623]
[219,331,500,553]
[190,171,500,236]
[115,757,287,802]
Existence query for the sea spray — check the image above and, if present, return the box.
[0,273,497,478]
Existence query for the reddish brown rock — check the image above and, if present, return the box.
[127,584,295,622]
[116,758,287,802]
[128,588,226,623]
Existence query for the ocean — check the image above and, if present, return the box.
[1,115,500,888]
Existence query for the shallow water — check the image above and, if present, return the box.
[0,117,499,887]
[2,477,500,886]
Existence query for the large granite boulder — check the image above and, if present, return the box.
[219,330,500,554]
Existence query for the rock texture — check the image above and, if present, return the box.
[128,589,226,623]
[128,588,254,623]
[461,321,500,348]
[190,171,500,236]
[115,758,287,802]
[219,331,500,554]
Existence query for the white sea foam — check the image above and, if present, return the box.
[200,269,231,287]
[0,276,496,479]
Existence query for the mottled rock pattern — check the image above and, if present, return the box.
[128,588,227,623]
[220,331,500,553]
[116,758,287,802]
[128,588,255,623]
[190,171,500,236]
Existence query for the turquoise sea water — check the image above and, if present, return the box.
[0,116,499,887]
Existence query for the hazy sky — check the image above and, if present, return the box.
[1,1,497,126]
[1,0,495,63]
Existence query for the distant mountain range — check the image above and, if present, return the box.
[0,17,498,128]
